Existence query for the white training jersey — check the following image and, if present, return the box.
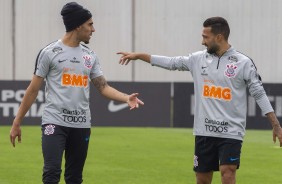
[34,40,103,128]
[151,47,273,140]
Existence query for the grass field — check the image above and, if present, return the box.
[0,126,281,184]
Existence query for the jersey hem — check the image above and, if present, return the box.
[193,133,243,141]
[41,122,91,128]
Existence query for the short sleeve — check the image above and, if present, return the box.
[90,54,103,79]
[34,49,51,78]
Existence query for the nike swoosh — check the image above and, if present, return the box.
[108,100,128,112]
[58,59,67,63]
[229,158,240,162]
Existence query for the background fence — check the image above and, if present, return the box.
[1,0,282,82]
[1,81,281,129]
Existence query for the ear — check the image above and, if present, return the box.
[75,26,82,31]
[216,34,224,42]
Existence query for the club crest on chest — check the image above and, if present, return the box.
[224,64,238,78]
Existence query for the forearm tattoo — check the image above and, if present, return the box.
[93,76,108,92]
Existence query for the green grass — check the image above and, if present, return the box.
[0,126,281,184]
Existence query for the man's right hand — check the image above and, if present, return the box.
[117,52,137,65]
[10,122,22,147]
[117,52,151,65]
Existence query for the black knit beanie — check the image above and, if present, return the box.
[61,2,92,32]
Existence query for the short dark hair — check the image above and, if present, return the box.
[203,17,230,40]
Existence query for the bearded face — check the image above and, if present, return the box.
[206,41,220,54]
[202,27,220,55]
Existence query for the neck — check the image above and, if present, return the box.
[61,32,80,47]
[216,43,231,57]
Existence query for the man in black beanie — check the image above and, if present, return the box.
[10,2,144,184]
[61,2,93,43]
[61,2,92,32]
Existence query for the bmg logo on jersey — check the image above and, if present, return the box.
[61,73,88,88]
[62,108,87,123]
[202,85,232,101]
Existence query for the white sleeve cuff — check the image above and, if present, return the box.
[150,55,173,70]
[256,95,274,115]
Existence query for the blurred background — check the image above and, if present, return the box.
[1,0,282,82]
[1,0,282,128]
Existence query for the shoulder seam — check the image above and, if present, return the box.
[33,40,57,74]
[236,50,262,81]
[236,51,257,69]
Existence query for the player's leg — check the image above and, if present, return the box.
[195,172,213,184]
[218,138,242,184]
[42,124,68,184]
[64,128,91,184]
[193,136,219,184]
[219,165,237,184]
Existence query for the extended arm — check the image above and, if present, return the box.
[10,75,44,147]
[91,76,144,110]
[117,52,192,71]
[117,52,151,65]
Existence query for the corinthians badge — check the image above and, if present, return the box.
[224,64,238,78]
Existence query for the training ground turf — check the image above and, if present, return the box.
[0,126,281,184]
